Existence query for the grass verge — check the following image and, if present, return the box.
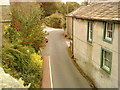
[64,34,72,40]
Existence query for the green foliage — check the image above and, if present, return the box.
[2,2,81,88]
[30,53,43,74]
[45,13,66,28]
[81,1,88,6]
[22,53,43,88]
[2,42,42,88]
[41,2,80,16]
[2,2,45,88]
[41,2,59,17]
[45,16,61,28]
[41,2,80,28]
[3,25,21,43]
[3,44,29,75]
[66,2,80,14]
[60,17,66,29]
[64,34,72,40]
[10,2,46,52]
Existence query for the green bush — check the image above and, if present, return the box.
[3,24,21,43]
[60,17,66,29]
[2,42,42,88]
[2,22,44,88]
[45,16,61,28]
[11,2,46,52]
[29,53,43,88]
[2,2,45,88]
[44,13,65,28]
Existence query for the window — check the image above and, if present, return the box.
[87,21,93,43]
[100,48,112,74]
[103,22,114,44]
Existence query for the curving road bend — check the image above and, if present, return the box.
[42,27,91,88]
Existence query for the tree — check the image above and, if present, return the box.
[66,2,80,14]
[39,2,58,17]
[39,2,80,29]
[39,2,80,16]
[2,2,45,88]
[10,2,46,52]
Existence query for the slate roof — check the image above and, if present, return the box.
[67,2,120,22]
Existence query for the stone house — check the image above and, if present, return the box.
[66,14,73,38]
[66,8,82,53]
[67,2,120,88]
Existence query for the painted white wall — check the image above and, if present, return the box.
[73,18,119,88]
[66,17,73,37]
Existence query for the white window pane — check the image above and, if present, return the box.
[88,22,93,41]
[105,23,113,41]
[103,50,111,70]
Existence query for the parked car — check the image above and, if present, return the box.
[45,37,48,43]
[42,36,48,43]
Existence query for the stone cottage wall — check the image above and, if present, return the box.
[66,17,73,38]
[73,18,119,88]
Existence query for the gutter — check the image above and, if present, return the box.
[66,14,120,23]
[74,16,120,23]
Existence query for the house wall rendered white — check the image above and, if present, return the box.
[66,17,73,38]
[73,18,119,88]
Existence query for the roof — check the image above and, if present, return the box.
[67,2,120,22]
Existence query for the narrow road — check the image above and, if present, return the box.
[42,27,91,88]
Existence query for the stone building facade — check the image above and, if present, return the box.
[67,2,120,88]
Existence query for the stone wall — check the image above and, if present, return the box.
[0,67,27,89]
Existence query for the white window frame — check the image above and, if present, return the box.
[103,51,111,71]
[87,21,93,43]
[105,23,113,41]
[100,48,112,74]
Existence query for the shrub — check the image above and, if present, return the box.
[2,2,45,88]
[10,2,46,52]
[44,13,65,28]
[30,53,43,72]
[2,24,21,43]
[45,16,61,28]
[29,53,43,88]
[2,43,31,74]
[60,17,66,29]
[2,43,43,88]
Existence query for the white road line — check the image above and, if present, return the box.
[48,56,53,89]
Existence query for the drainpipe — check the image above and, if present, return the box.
[72,17,74,55]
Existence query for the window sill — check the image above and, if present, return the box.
[87,41,93,46]
[87,40,92,43]
[103,39,112,44]
[87,39,92,43]
[101,67,111,75]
